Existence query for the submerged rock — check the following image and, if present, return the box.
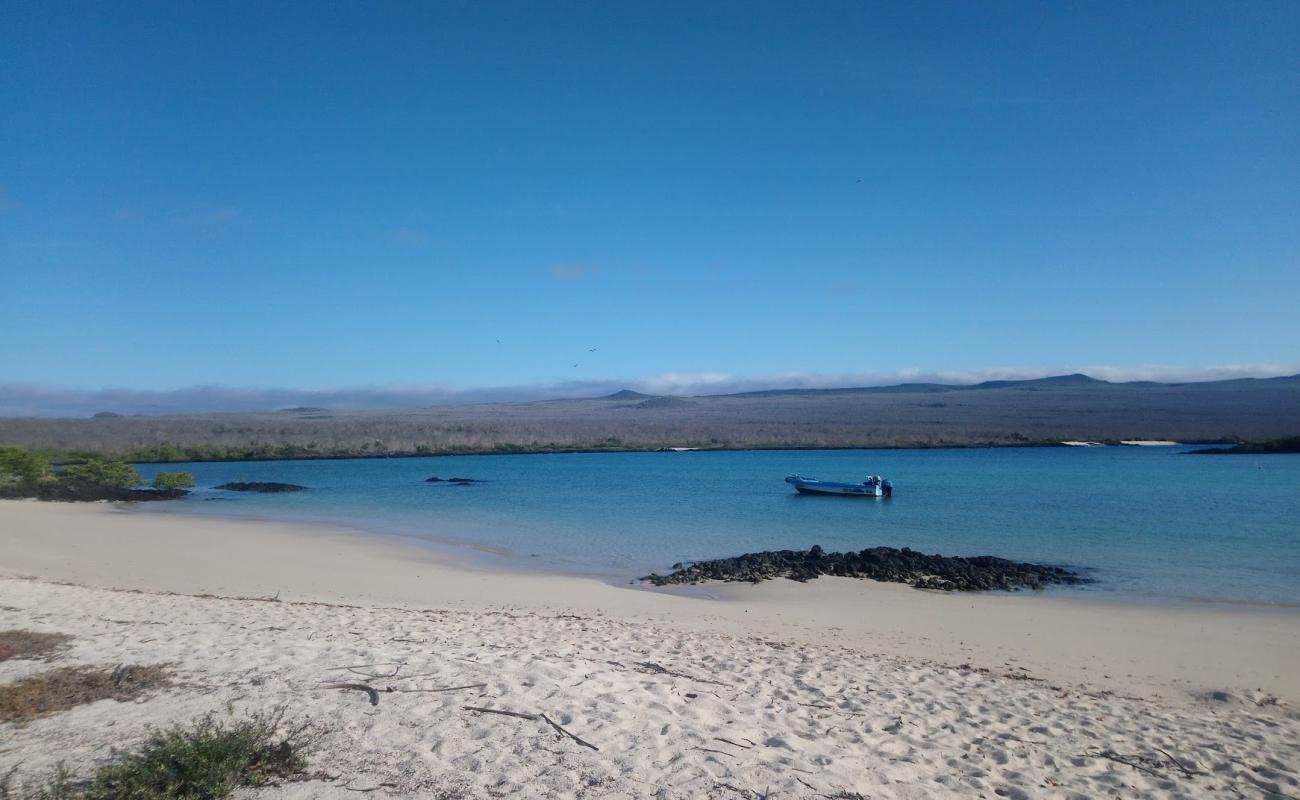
[215,482,307,493]
[643,545,1090,592]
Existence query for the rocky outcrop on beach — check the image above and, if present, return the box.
[214,482,307,493]
[0,483,184,502]
[643,545,1090,591]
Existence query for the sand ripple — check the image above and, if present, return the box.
[2,579,1297,799]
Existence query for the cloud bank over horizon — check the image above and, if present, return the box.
[1,364,1296,418]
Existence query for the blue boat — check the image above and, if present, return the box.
[785,474,893,497]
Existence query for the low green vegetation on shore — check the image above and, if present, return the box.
[0,447,194,501]
[2,709,318,800]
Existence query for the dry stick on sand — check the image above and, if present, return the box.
[322,682,380,706]
[1083,749,1177,779]
[346,666,401,679]
[540,713,599,751]
[632,661,729,686]
[391,683,487,694]
[463,705,538,720]
[1153,747,1205,778]
[464,707,601,751]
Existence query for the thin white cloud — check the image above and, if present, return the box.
[0,364,1295,417]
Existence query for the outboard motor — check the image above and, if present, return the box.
[882,479,893,498]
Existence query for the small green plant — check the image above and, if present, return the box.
[150,471,196,493]
[5,709,318,800]
[0,446,52,484]
[58,459,142,490]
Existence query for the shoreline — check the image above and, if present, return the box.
[133,497,1300,613]
[19,439,1239,465]
[3,499,1298,704]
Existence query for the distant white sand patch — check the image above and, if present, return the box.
[1061,440,1106,446]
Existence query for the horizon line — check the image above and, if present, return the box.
[2,363,1298,418]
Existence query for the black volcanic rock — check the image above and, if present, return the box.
[215,481,307,493]
[425,476,486,484]
[1188,436,1300,455]
[643,545,1090,592]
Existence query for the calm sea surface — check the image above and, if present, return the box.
[134,447,1300,605]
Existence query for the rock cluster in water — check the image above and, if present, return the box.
[425,476,486,484]
[215,482,307,493]
[643,545,1090,592]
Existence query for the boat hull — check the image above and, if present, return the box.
[794,484,878,496]
[785,476,885,497]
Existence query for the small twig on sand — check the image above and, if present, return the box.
[322,682,380,706]
[540,713,599,751]
[1082,749,1165,778]
[714,737,754,750]
[463,705,539,720]
[692,746,737,759]
[342,782,397,793]
[1153,747,1204,778]
[392,683,487,694]
[632,661,728,686]
[348,665,401,679]
[464,706,599,751]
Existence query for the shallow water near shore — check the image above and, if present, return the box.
[133,446,1300,605]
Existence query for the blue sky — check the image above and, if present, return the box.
[2,0,1297,408]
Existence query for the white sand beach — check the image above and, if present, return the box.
[2,500,1298,798]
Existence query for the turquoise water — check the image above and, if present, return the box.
[134,447,1300,605]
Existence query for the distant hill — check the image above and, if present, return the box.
[734,373,1114,398]
[2,373,1298,461]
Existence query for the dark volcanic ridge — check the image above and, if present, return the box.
[1187,436,1300,455]
[5,372,1297,460]
[643,545,1091,592]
